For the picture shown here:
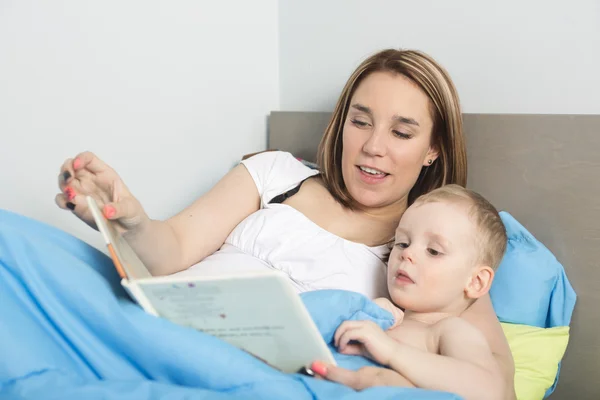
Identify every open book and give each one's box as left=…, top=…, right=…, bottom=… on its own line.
left=86, top=196, right=336, bottom=374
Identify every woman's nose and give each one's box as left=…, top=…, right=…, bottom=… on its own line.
left=361, top=127, right=387, bottom=157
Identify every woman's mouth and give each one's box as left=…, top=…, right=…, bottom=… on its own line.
left=357, top=165, right=389, bottom=183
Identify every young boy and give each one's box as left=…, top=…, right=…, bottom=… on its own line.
left=311, top=185, right=510, bottom=400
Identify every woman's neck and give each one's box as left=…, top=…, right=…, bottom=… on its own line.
left=314, top=176, right=408, bottom=246
left=345, top=199, right=408, bottom=246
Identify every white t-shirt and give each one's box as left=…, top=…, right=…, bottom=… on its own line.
left=173, top=151, right=390, bottom=299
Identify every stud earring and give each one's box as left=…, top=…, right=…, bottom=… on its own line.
left=428, top=159, right=433, bottom=165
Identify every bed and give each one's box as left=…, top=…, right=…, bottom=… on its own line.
left=269, top=111, right=600, bottom=399
left=0, top=112, right=597, bottom=400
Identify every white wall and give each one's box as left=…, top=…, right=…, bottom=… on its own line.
left=0, top=1, right=279, bottom=249
left=278, top=0, right=600, bottom=114
left=3, top=0, right=599, bottom=250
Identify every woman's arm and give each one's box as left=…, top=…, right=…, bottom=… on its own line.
left=58, top=152, right=262, bottom=277
left=124, top=163, right=260, bottom=276
left=460, top=294, right=516, bottom=400
left=315, top=364, right=415, bottom=390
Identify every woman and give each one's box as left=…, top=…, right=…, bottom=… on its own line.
left=56, top=49, right=515, bottom=395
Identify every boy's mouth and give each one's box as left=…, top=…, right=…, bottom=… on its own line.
left=395, top=269, right=415, bottom=284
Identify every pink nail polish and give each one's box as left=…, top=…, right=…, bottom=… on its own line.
left=73, top=158, right=82, bottom=169
left=65, top=187, right=76, bottom=201
left=103, top=205, right=116, bottom=219
left=311, top=361, right=327, bottom=376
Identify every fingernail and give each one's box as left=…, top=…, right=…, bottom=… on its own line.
left=65, top=186, right=76, bottom=201
left=62, top=171, right=71, bottom=182
left=103, top=205, right=116, bottom=219
left=66, top=202, right=75, bottom=211
left=73, top=158, right=82, bottom=169
left=310, top=361, right=327, bottom=376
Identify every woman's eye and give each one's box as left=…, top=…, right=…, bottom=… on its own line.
left=427, top=248, right=441, bottom=256
left=351, top=119, right=369, bottom=127
left=393, top=130, right=412, bottom=139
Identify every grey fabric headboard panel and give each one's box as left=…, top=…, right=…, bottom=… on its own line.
left=268, top=111, right=600, bottom=399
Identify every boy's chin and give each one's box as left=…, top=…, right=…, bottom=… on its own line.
left=389, top=291, right=469, bottom=314
left=388, top=291, right=416, bottom=311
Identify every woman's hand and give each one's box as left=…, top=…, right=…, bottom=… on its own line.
left=55, top=151, right=149, bottom=234
left=309, top=362, right=415, bottom=390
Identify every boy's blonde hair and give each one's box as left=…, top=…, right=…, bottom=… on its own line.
left=413, top=184, right=507, bottom=270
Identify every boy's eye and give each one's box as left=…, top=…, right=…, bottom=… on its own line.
left=427, top=248, right=441, bottom=256
left=396, top=242, right=409, bottom=249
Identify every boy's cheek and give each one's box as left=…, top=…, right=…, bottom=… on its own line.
left=386, top=257, right=399, bottom=277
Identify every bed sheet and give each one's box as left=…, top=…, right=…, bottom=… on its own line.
left=0, top=209, right=460, bottom=400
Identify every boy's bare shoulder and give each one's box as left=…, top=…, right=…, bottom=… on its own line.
left=431, top=316, right=489, bottom=346
left=433, top=315, right=474, bottom=329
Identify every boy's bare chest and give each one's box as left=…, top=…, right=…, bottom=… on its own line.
left=387, top=321, right=439, bottom=354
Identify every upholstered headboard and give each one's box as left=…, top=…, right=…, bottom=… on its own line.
left=268, top=111, right=600, bottom=399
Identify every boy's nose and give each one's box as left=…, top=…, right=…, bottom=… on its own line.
left=400, top=248, right=414, bottom=263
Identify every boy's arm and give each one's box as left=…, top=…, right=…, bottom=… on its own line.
left=461, top=295, right=516, bottom=400
left=373, top=297, right=405, bottom=327
left=387, top=317, right=505, bottom=400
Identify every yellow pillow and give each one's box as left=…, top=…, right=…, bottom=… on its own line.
left=501, top=323, right=570, bottom=400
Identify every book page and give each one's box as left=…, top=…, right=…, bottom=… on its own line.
left=135, top=273, right=335, bottom=373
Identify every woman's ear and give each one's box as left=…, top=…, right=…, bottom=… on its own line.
left=423, top=146, right=440, bottom=167
left=464, top=266, right=495, bottom=300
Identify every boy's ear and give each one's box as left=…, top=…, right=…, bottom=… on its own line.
left=464, top=266, right=495, bottom=299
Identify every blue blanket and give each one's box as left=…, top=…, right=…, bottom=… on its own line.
left=0, top=209, right=459, bottom=400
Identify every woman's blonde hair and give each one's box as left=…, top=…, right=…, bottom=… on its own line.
left=317, top=49, right=467, bottom=208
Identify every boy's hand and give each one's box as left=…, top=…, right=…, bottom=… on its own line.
left=373, top=297, right=405, bottom=327
left=334, top=320, right=397, bottom=366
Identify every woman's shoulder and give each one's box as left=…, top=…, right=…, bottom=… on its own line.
left=241, top=150, right=317, bottom=172
left=240, top=150, right=320, bottom=202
